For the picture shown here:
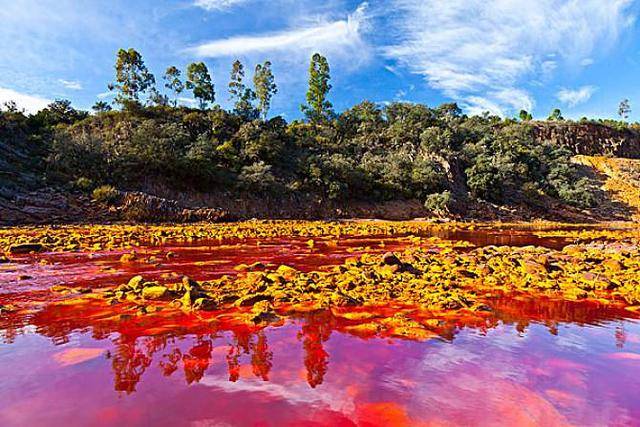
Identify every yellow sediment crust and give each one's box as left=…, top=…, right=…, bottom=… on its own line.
left=2, top=219, right=637, bottom=254
left=574, top=155, right=640, bottom=217
left=48, top=237, right=640, bottom=326
left=0, top=220, right=464, bottom=253
left=534, top=228, right=640, bottom=241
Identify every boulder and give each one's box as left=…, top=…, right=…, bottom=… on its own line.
left=382, top=252, right=402, bottom=266
left=142, top=286, right=168, bottom=300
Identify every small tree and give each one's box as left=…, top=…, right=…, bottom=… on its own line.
left=301, top=53, right=334, bottom=123
left=92, top=101, right=112, bottom=113
left=186, top=62, right=215, bottom=110
left=519, top=110, right=533, bottom=121
left=164, top=66, right=185, bottom=107
left=34, top=99, right=88, bottom=126
left=149, top=88, right=169, bottom=106
left=229, top=60, right=257, bottom=119
left=1, top=100, right=19, bottom=113
left=548, top=108, right=564, bottom=121
left=618, top=99, right=631, bottom=120
left=436, top=103, right=462, bottom=119
left=108, top=48, right=156, bottom=107
left=253, top=61, right=277, bottom=120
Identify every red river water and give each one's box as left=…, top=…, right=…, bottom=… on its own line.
left=1, top=230, right=639, bottom=426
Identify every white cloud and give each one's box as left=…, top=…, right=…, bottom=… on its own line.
left=0, top=87, right=50, bottom=113
left=188, top=2, right=370, bottom=61
left=464, top=88, right=535, bottom=116
left=580, top=58, right=595, bottom=67
left=540, top=60, right=558, bottom=81
left=59, top=79, right=83, bottom=90
left=96, top=91, right=114, bottom=99
left=384, top=0, right=634, bottom=116
left=177, top=97, right=198, bottom=106
left=557, top=86, right=597, bottom=107
left=384, top=65, right=401, bottom=76
left=193, top=0, right=249, bottom=11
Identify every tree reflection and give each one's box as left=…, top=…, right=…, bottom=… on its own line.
left=111, top=335, right=155, bottom=393
left=251, top=331, right=273, bottom=381
left=299, top=311, right=335, bottom=388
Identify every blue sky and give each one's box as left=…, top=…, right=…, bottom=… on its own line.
left=1, top=0, right=640, bottom=120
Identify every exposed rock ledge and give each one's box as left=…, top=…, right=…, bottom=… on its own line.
left=532, top=122, right=640, bottom=159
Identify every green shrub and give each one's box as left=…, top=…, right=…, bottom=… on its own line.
left=424, top=191, right=453, bottom=216
left=522, top=181, right=542, bottom=202
left=239, top=161, right=276, bottom=192
left=73, top=177, right=94, bottom=192
left=555, top=177, right=597, bottom=208
left=92, top=185, right=119, bottom=204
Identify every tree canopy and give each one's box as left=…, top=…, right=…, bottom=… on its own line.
left=186, top=62, right=215, bottom=110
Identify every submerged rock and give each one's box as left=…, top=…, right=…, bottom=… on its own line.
left=8, top=243, right=44, bottom=254
left=0, top=304, right=17, bottom=314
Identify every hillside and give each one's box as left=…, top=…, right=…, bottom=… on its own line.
left=574, top=156, right=640, bottom=220
left=2, top=102, right=640, bottom=225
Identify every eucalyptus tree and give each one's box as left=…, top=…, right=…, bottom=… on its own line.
left=301, top=53, right=334, bottom=123
left=618, top=99, right=631, bottom=120
left=164, top=66, right=185, bottom=107
left=108, top=48, right=156, bottom=108
left=92, top=101, right=112, bottom=113
left=253, top=61, right=277, bottom=120
left=229, top=60, right=258, bottom=119
left=186, top=62, right=215, bottom=110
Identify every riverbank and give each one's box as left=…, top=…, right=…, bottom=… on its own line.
left=3, top=155, right=639, bottom=226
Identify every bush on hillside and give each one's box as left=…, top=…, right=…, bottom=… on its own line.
left=424, top=191, right=454, bottom=216
left=92, top=185, right=119, bottom=204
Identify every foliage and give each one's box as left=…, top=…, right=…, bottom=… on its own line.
left=108, top=48, right=156, bottom=107
left=164, top=66, right=185, bottom=107
left=92, top=185, right=119, bottom=204
left=92, top=101, right=112, bottom=113
left=33, top=100, right=88, bottom=127
left=186, top=62, right=215, bottom=109
left=301, top=53, right=334, bottom=123
left=73, top=177, right=94, bottom=192
left=424, top=191, right=453, bottom=215
left=239, top=161, right=277, bottom=192
left=548, top=108, right=564, bottom=121
left=229, top=60, right=258, bottom=120
left=0, top=47, right=611, bottom=213
left=519, top=110, right=532, bottom=121
left=618, top=99, right=631, bottom=120
left=253, top=61, right=277, bottom=120
left=39, top=100, right=600, bottom=209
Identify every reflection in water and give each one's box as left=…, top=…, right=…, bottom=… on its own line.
left=112, top=335, right=154, bottom=394
left=300, top=311, right=333, bottom=388
left=1, top=297, right=640, bottom=426
left=226, top=330, right=273, bottom=383
left=1, top=296, right=638, bottom=395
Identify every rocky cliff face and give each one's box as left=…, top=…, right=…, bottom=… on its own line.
left=532, top=122, right=640, bottom=158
